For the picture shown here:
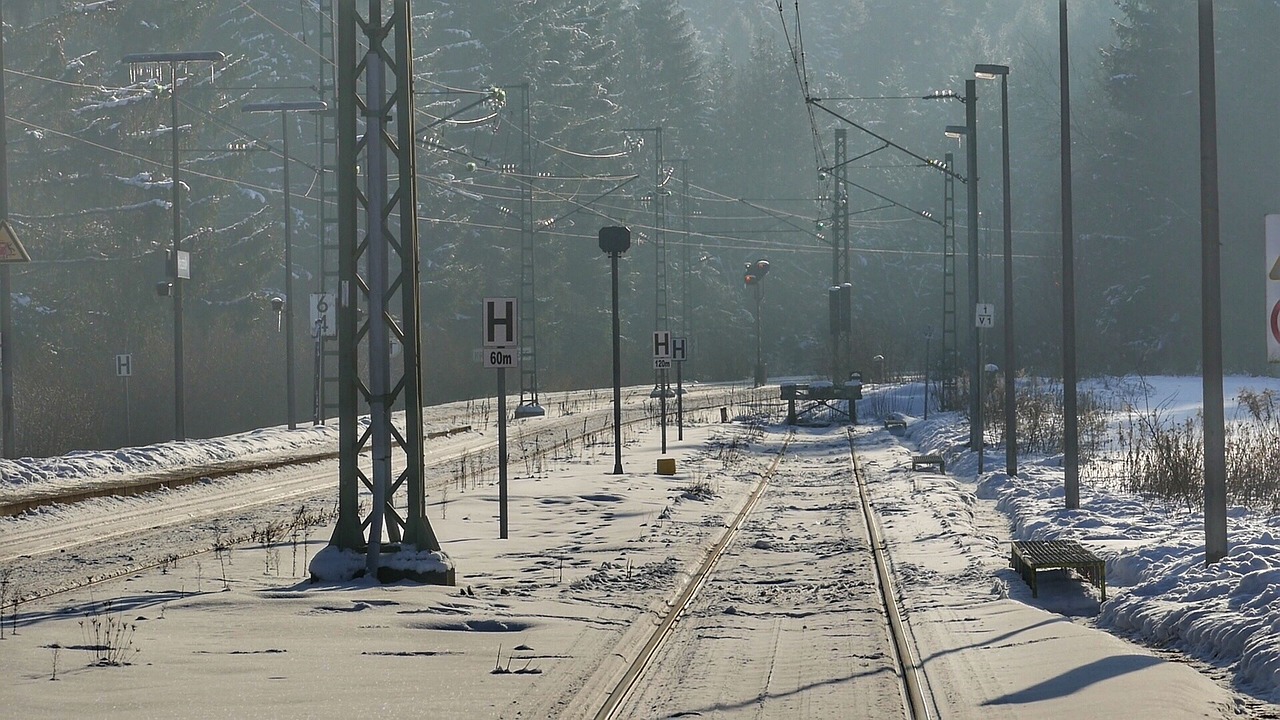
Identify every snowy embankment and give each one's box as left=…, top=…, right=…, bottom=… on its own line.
left=0, top=424, right=338, bottom=504
left=896, top=375, right=1280, bottom=701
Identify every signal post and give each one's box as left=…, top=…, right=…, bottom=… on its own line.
left=483, top=297, right=519, bottom=539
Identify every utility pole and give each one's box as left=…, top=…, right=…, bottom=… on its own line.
left=623, top=127, right=668, bottom=397
left=965, top=80, right=982, bottom=463
left=122, top=51, right=225, bottom=442
left=315, top=0, right=339, bottom=426
left=0, top=0, right=14, bottom=457
left=831, top=128, right=850, bottom=382
left=1060, top=0, right=1080, bottom=509
left=1198, top=0, right=1226, bottom=564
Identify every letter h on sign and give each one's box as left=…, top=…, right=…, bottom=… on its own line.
left=483, top=297, right=518, bottom=347
left=653, top=330, right=672, bottom=359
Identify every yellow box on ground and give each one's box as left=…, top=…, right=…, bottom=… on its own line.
left=656, top=457, right=677, bottom=475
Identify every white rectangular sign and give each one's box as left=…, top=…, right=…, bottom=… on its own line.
left=484, top=347, right=520, bottom=369
left=1268, top=215, right=1280, bottom=362
left=310, top=293, right=336, bottom=337
left=654, top=358, right=673, bottom=370
left=975, top=303, right=995, bottom=329
left=116, top=353, right=133, bottom=378
left=483, top=297, right=518, bottom=348
left=653, top=330, right=672, bottom=359
left=672, top=337, right=688, bottom=362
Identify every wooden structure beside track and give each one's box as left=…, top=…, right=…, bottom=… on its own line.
left=781, top=381, right=862, bottom=425
left=910, top=454, right=945, bottom=472
left=1010, top=539, right=1106, bottom=601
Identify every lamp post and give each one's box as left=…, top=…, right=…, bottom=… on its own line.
left=1198, top=0, right=1227, bottom=563
left=745, top=259, right=770, bottom=386
left=945, top=78, right=982, bottom=470
left=123, top=51, right=224, bottom=442
left=923, top=327, right=934, bottom=420
left=241, top=100, right=327, bottom=431
left=599, top=226, right=631, bottom=475
left=0, top=0, right=15, bottom=457
left=1059, top=0, right=1080, bottom=510
left=976, top=63, right=1016, bottom=477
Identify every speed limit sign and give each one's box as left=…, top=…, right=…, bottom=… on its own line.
left=310, top=293, right=336, bottom=337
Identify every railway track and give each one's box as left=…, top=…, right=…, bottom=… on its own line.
left=848, top=428, right=934, bottom=720
left=592, top=429, right=795, bottom=720
left=582, top=424, right=933, bottom=719
left=0, top=384, right=762, bottom=604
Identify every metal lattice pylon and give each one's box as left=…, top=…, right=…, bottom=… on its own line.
left=941, top=152, right=959, bottom=408
left=515, top=83, right=544, bottom=416
left=315, top=0, right=340, bottom=425
left=831, top=128, right=850, bottom=381
left=322, top=0, right=448, bottom=583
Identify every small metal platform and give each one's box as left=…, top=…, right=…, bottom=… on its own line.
left=1010, top=539, right=1106, bottom=601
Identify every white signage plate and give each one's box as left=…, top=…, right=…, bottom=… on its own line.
left=653, top=330, right=672, bottom=359
left=310, top=293, right=336, bottom=337
left=483, top=297, right=518, bottom=348
left=975, top=303, right=995, bottom=329
left=484, top=346, right=520, bottom=368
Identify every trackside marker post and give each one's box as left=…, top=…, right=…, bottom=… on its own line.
left=483, top=297, right=519, bottom=538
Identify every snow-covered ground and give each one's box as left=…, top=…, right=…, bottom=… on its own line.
left=878, top=374, right=1280, bottom=713
left=1, top=377, right=1279, bottom=717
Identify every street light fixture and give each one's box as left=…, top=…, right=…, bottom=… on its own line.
left=122, top=51, right=225, bottom=442
left=744, top=259, right=770, bottom=386
left=975, top=62, right=1016, bottom=478
left=942, top=78, right=983, bottom=471
left=241, top=99, right=328, bottom=431
left=599, top=226, right=631, bottom=475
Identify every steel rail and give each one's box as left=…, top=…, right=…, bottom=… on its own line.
left=847, top=428, right=935, bottom=720
left=594, top=428, right=795, bottom=720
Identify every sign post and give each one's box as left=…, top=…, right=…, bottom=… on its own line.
left=653, top=331, right=672, bottom=453
left=673, top=337, right=687, bottom=441
left=116, top=353, right=133, bottom=446
left=974, top=302, right=995, bottom=474
left=1267, top=216, right=1280, bottom=363
left=309, top=293, right=335, bottom=425
left=0, top=220, right=31, bottom=459
left=483, top=297, right=519, bottom=538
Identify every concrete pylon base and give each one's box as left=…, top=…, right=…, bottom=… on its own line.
left=309, top=543, right=456, bottom=586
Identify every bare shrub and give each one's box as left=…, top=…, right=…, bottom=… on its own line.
left=79, top=602, right=139, bottom=667
left=1088, top=385, right=1280, bottom=512
left=1114, top=406, right=1203, bottom=511
left=1228, top=389, right=1280, bottom=511
left=981, top=375, right=1110, bottom=461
